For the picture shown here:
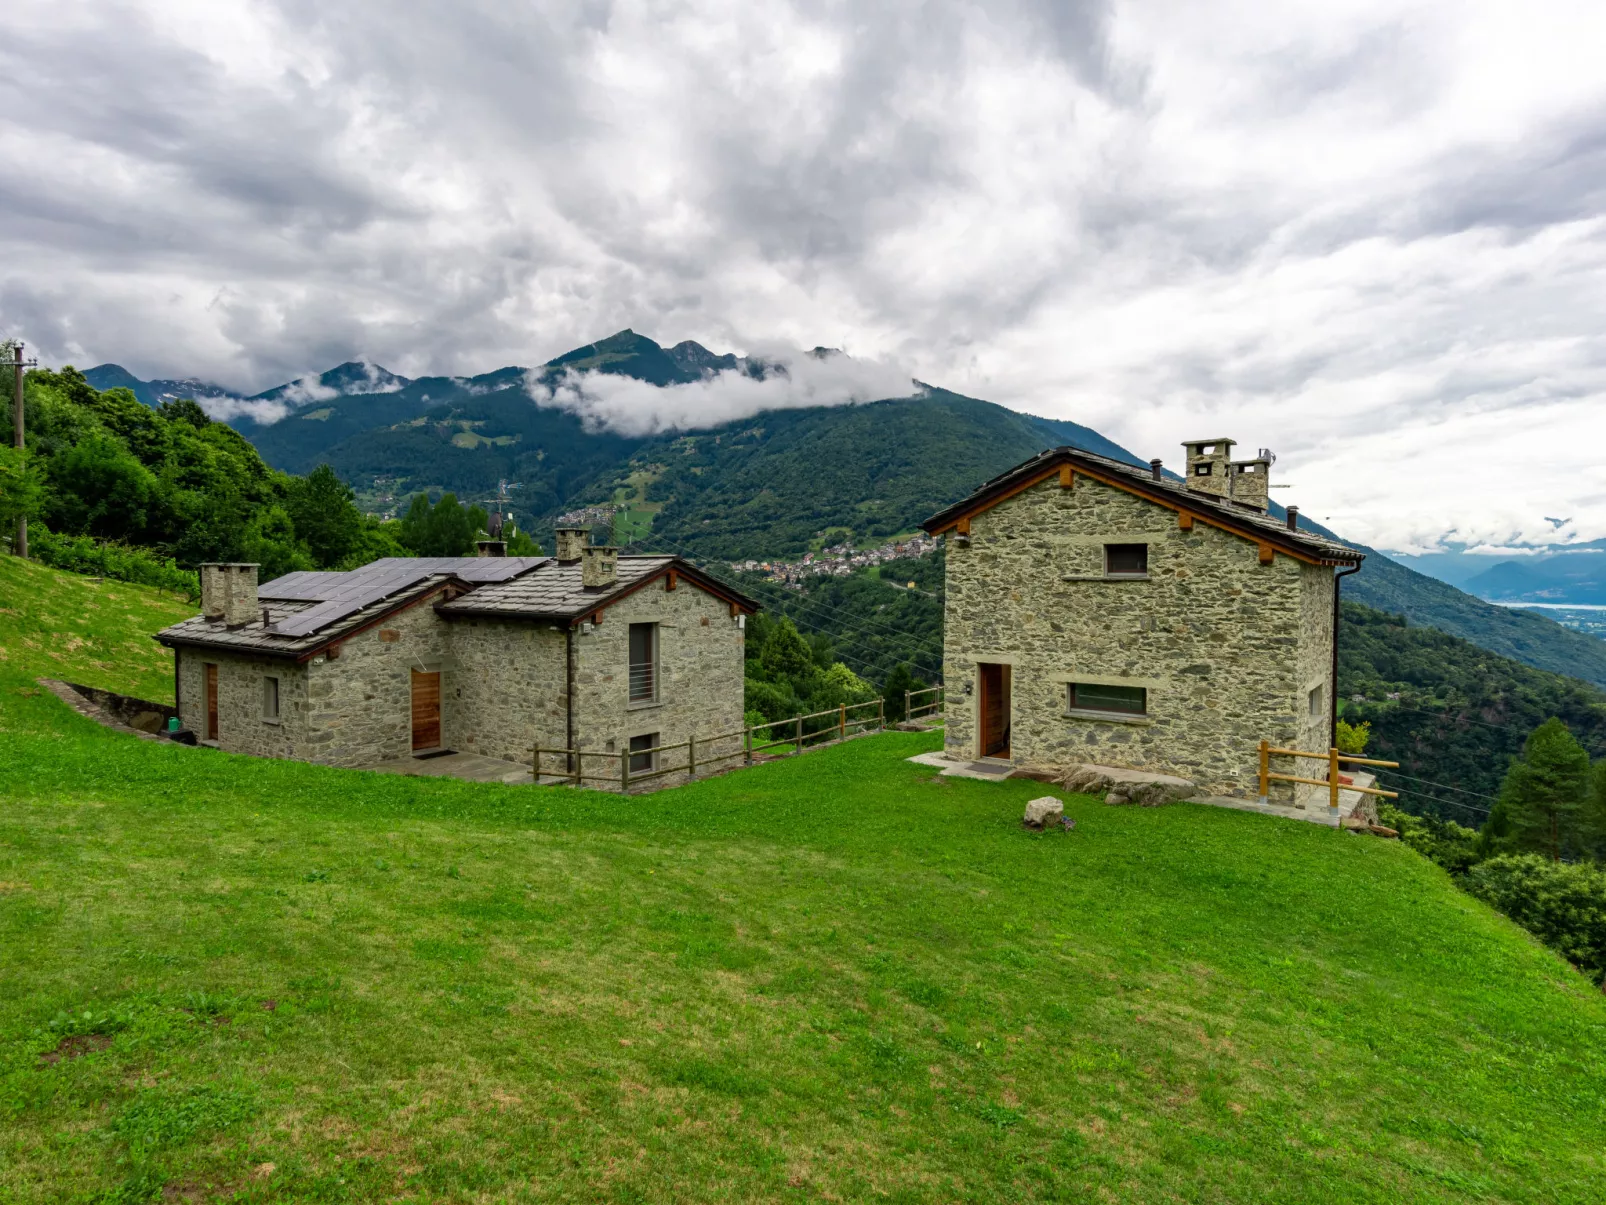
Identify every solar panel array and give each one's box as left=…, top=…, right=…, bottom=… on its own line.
left=265, top=557, right=548, bottom=638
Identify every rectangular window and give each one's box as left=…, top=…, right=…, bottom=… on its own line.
left=1194, top=463, right=1213, bottom=476
left=1104, top=543, right=1148, bottom=577
left=262, top=675, right=280, bottom=722
left=1308, top=685, right=1324, bottom=717
left=1068, top=683, right=1147, bottom=716
left=628, top=622, right=658, bottom=703
left=628, top=732, right=658, bottom=774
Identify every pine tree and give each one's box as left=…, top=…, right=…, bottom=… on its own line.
left=1481, top=718, right=1591, bottom=862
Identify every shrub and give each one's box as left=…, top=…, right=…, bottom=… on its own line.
left=1335, top=718, right=1371, bottom=755
left=1377, top=802, right=1481, bottom=875
left=1464, top=854, right=1606, bottom=985
left=28, top=526, right=199, bottom=599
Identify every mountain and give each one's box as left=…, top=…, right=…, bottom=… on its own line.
left=81, top=364, right=247, bottom=414
left=1462, top=547, right=1606, bottom=606
left=85, top=329, right=1606, bottom=689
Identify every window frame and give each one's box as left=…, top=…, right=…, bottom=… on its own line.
left=628, top=732, right=659, bottom=774
left=1066, top=682, right=1148, bottom=717
left=262, top=674, right=281, bottom=724
left=628, top=622, right=659, bottom=705
left=1308, top=684, right=1324, bottom=718
left=1103, top=543, right=1149, bottom=578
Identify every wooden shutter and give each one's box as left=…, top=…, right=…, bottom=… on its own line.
left=411, top=670, right=441, bottom=751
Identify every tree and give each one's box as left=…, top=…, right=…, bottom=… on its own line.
left=0, top=446, right=43, bottom=543
left=240, top=505, right=313, bottom=582
left=397, top=492, right=483, bottom=557
left=286, top=464, right=363, bottom=567
left=758, top=615, right=815, bottom=682
left=506, top=528, right=542, bottom=556
left=1481, top=718, right=1592, bottom=862
left=45, top=433, right=158, bottom=542
left=882, top=663, right=928, bottom=723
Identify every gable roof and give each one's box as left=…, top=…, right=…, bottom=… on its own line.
left=438, top=555, right=759, bottom=622
left=262, top=557, right=548, bottom=637
left=922, top=445, right=1363, bottom=567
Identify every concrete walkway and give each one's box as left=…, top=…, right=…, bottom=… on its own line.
left=363, top=751, right=533, bottom=785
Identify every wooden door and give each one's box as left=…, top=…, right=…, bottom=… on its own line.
left=204, top=663, right=219, bottom=741
left=979, top=663, right=1011, bottom=759
left=411, top=670, right=441, bottom=751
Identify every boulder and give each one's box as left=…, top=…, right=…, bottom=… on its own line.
left=1061, top=763, right=1196, bottom=807
left=1023, top=797, right=1065, bottom=828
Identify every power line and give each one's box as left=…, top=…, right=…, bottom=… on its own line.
left=1374, top=770, right=1501, bottom=802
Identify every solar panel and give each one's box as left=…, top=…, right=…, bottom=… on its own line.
left=265, top=558, right=549, bottom=638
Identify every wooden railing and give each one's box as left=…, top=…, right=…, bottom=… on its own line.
left=904, top=685, right=945, bottom=722
left=1257, top=739, right=1400, bottom=810
left=530, top=697, right=897, bottom=792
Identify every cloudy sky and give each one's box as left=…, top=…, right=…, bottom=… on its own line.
left=3, top=0, right=1604, bottom=554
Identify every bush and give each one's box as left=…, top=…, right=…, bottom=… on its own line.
left=1377, top=802, right=1481, bottom=876
left=1463, top=854, right=1606, bottom=985
left=28, top=526, right=199, bottom=599
left=1335, top=718, right=1371, bottom=755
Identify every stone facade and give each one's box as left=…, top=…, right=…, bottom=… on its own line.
left=173, top=574, right=745, bottom=787
left=940, top=471, right=1340, bottom=800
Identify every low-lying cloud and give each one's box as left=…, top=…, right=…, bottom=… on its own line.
left=196, top=394, right=293, bottom=426
left=524, top=350, right=918, bottom=437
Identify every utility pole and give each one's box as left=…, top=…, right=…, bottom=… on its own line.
left=11, top=341, right=37, bottom=558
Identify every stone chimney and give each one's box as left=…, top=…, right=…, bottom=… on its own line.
left=475, top=540, right=506, bottom=557
left=581, top=544, right=618, bottom=589
left=1182, top=438, right=1235, bottom=502
left=555, top=527, right=590, bottom=564
left=1227, top=449, right=1272, bottom=512
left=201, top=563, right=260, bottom=627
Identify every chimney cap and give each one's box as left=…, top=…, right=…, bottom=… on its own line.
left=1286, top=505, right=1299, bottom=531
left=1149, top=458, right=1163, bottom=481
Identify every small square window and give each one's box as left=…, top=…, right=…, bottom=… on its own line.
left=1308, top=685, right=1324, bottom=717
left=1194, top=463, right=1212, bottom=476
left=1068, top=683, right=1147, bottom=715
left=628, top=732, right=658, bottom=774
left=1104, top=543, right=1148, bottom=576
left=262, top=675, right=280, bottom=722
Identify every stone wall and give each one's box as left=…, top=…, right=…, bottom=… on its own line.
left=301, top=593, right=454, bottom=767
left=448, top=618, right=570, bottom=769
left=569, top=577, right=747, bottom=791
left=941, top=473, right=1334, bottom=798
left=1294, top=561, right=1338, bottom=807
left=176, top=647, right=308, bottom=759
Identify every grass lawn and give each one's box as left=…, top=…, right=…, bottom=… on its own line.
left=1, top=558, right=1604, bottom=1202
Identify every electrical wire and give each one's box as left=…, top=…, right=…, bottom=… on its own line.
left=1372, top=770, right=1501, bottom=802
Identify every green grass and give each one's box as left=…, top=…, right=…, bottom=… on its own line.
left=1, top=559, right=1604, bottom=1202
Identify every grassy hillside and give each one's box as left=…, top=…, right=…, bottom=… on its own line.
left=2, top=562, right=1605, bottom=1201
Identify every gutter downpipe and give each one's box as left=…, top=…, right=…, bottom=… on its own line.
left=566, top=624, right=577, bottom=777
left=1332, top=562, right=1362, bottom=750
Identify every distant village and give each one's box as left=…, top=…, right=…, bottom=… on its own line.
left=730, top=533, right=939, bottom=588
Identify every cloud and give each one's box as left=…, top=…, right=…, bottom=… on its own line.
left=1, top=0, right=1605, bottom=549
left=525, top=349, right=917, bottom=436
left=196, top=395, right=293, bottom=426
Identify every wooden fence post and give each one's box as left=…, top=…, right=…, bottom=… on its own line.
left=839, top=704, right=846, bottom=743
left=795, top=714, right=803, bottom=754
left=622, top=749, right=631, bottom=794
left=532, top=740, right=539, bottom=782
left=904, top=689, right=910, bottom=723
left=688, top=735, right=697, bottom=779
left=1258, top=739, right=1270, bottom=799
left=573, top=749, right=581, bottom=787
left=878, top=696, right=885, bottom=730
left=745, top=724, right=753, bottom=764
left=1329, top=746, right=1340, bottom=811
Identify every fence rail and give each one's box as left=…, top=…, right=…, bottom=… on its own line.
left=904, top=684, right=945, bottom=722
left=1257, top=739, right=1400, bottom=811
left=531, top=693, right=930, bottom=792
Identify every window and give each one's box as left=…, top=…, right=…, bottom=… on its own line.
left=262, top=675, right=280, bottom=722
left=628, top=732, right=658, bottom=774
left=1104, top=543, right=1148, bottom=577
left=629, top=622, right=658, bottom=703
left=1068, top=683, right=1147, bottom=716
left=1194, top=463, right=1213, bottom=476
left=1308, top=684, right=1324, bottom=717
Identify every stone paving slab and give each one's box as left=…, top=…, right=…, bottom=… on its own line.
left=906, top=751, right=1015, bottom=781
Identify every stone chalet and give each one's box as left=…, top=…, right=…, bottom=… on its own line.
left=922, top=439, right=1365, bottom=801
left=154, top=529, right=757, bottom=786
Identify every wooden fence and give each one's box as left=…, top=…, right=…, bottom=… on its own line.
left=1257, top=739, right=1400, bottom=810
left=904, top=684, right=945, bottom=723
left=531, top=697, right=899, bottom=792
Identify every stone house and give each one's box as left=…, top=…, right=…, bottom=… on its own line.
left=154, top=529, right=757, bottom=787
left=922, top=440, right=1364, bottom=800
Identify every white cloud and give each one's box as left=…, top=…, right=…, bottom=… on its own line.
left=196, top=394, right=293, bottom=425
left=525, top=350, right=917, bottom=437
left=2, top=0, right=1605, bottom=550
